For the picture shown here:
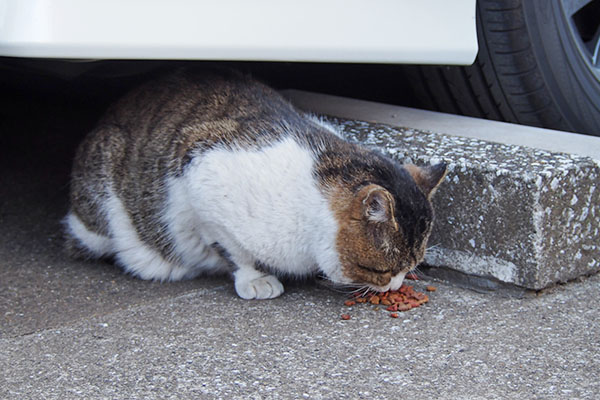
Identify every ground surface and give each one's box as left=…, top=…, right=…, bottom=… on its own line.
left=1, top=77, right=599, bottom=399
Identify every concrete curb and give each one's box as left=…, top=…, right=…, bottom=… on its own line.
left=283, top=91, right=600, bottom=290
left=283, top=90, right=600, bottom=160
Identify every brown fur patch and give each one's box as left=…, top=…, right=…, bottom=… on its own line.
left=404, top=164, right=426, bottom=191
left=316, top=141, right=440, bottom=289
left=328, top=184, right=407, bottom=288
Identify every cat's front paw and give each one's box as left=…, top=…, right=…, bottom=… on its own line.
left=235, top=274, right=284, bottom=300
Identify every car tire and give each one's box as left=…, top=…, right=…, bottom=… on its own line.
left=404, top=0, right=600, bottom=136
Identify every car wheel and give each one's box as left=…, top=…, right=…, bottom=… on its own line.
left=404, top=0, right=600, bottom=136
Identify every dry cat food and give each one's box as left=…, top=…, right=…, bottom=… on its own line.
left=341, top=284, right=435, bottom=320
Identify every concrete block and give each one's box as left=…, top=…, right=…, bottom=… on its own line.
left=330, top=118, right=600, bottom=290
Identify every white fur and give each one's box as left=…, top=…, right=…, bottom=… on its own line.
left=306, top=114, right=343, bottom=138
left=103, top=188, right=198, bottom=281
left=180, top=137, right=346, bottom=297
left=64, top=212, right=112, bottom=257
left=372, top=270, right=407, bottom=293
left=233, top=265, right=285, bottom=300
left=65, top=186, right=220, bottom=281
left=67, top=137, right=354, bottom=297
left=162, top=178, right=230, bottom=276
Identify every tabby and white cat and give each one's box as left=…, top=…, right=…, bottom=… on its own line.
left=64, top=68, right=446, bottom=299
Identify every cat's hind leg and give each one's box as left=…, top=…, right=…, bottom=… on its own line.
left=102, top=188, right=225, bottom=282
left=63, top=211, right=114, bottom=259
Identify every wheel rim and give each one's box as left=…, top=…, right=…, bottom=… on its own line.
left=560, top=0, right=600, bottom=82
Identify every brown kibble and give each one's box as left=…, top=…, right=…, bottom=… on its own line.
left=405, top=272, right=419, bottom=280
left=341, top=314, right=351, bottom=320
left=426, top=286, right=437, bottom=292
left=341, top=284, right=431, bottom=316
left=399, top=285, right=412, bottom=294
left=390, top=313, right=399, bottom=318
left=389, top=294, right=403, bottom=303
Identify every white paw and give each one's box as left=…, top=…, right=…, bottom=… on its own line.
left=235, top=274, right=284, bottom=300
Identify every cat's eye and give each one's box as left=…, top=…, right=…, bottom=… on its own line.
left=357, top=264, right=390, bottom=274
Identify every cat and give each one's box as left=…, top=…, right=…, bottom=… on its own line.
left=64, top=68, right=446, bottom=300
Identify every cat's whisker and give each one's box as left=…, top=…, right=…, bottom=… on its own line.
left=316, top=276, right=370, bottom=295
left=356, top=285, right=371, bottom=298
left=349, top=285, right=367, bottom=293
left=426, top=244, right=441, bottom=252
left=319, top=284, right=360, bottom=295
left=411, top=265, right=423, bottom=279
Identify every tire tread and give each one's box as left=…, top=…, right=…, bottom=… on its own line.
left=407, top=0, right=580, bottom=132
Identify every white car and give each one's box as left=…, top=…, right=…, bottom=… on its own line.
left=1, top=0, right=598, bottom=135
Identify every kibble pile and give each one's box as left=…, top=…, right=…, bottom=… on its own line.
left=341, top=282, right=436, bottom=320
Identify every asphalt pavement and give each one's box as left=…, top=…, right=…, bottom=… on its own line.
left=1, top=81, right=599, bottom=399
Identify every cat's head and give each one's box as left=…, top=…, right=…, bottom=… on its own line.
left=330, top=162, right=447, bottom=291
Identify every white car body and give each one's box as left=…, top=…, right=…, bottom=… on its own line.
left=0, top=0, right=477, bottom=64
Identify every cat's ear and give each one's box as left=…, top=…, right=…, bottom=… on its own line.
left=356, top=185, right=399, bottom=229
left=405, top=163, right=448, bottom=199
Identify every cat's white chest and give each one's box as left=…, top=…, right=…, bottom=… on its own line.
left=167, top=137, right=340, bottom=277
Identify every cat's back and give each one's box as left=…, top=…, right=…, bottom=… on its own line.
left=75, top=68, right=313, bottom=187
left=101, top=68, right=297, bottom=148
left=73, top=68, right=304, bottom=195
